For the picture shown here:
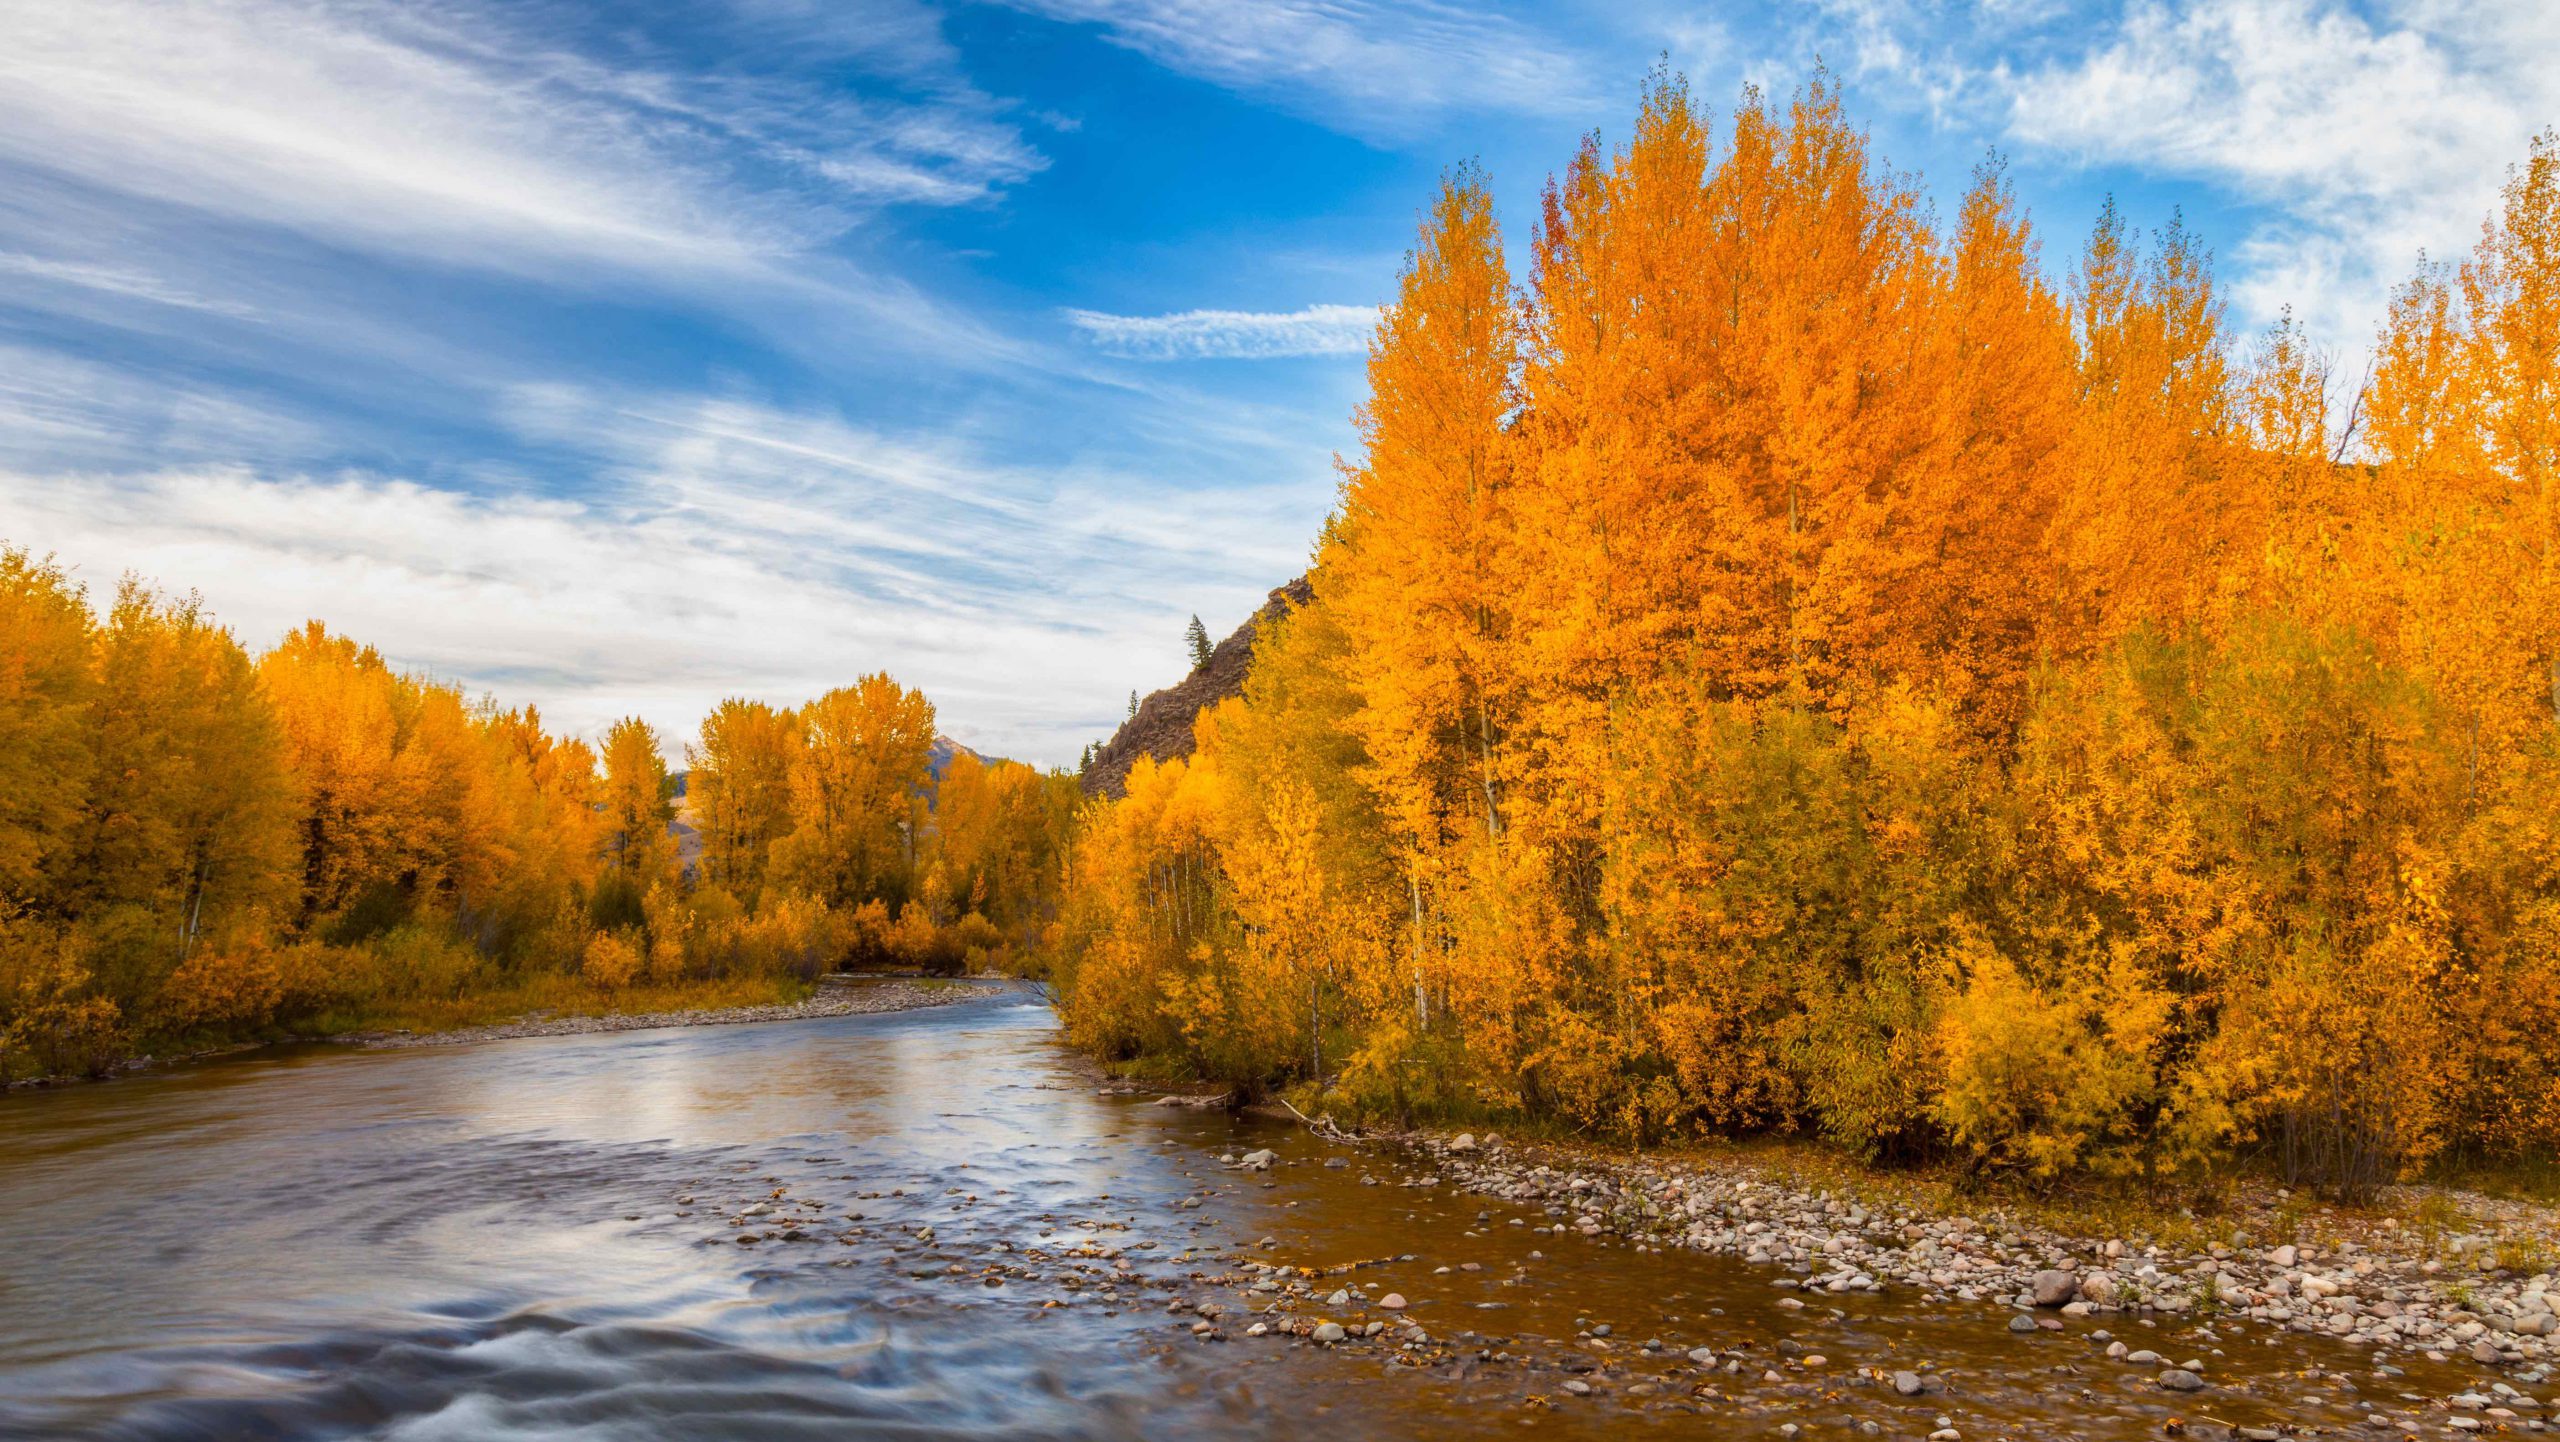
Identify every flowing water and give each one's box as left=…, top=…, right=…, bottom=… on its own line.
left=0, top=985, right=2506, bottom=1439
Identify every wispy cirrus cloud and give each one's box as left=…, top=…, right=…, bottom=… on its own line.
left=0, top=0, right=1045, bottom=283
left=1065, top=303, right=1376, bottom=360
left=0, top=374, right=1313, bottom=760
left=0, top=416, right=1310, bottom=765
left=0, top=0, right=1065, bottom=489
left=0, top=252, right=260, bottom=318
left=998, top=0, right=1601, bottom=135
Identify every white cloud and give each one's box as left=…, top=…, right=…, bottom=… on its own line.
left=0, top=342, right=327, bottom=471
left=1996, top=0, right=2558, bottom=344
left=0, top=252, right=260, bottom=318
left=1065, top=304, right=1376, bottom=359
left=0, top=0, right=1044, bottom=283
left=999, top=0, right=1599, bottom=133
left=0, top=383, right=1315, bottom=765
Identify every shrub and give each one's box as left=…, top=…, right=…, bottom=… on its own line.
left=0, top=928, right=128, bottom=1080
left=580, top=929, right=644, bottom=990
left=1933, top=944, right=2164, bottom=1180
left=152, top=940, right=286, bottom=1037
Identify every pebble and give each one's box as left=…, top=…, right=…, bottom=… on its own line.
left=1395, top=1114, right=2560, bottom=1407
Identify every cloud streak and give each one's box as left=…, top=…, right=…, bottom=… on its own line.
left=1065, top=303, right=1376, bottom=360
left=0, top=0, right=1045, bottom=284
left=0, top=379, right=1317, bottom=765
left=999, top=0, right=1600, bottom=134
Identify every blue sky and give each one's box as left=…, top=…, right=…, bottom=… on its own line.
left=0, top=0, right=2551, bottom=766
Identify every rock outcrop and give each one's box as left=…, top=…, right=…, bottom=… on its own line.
left=1082, top=576, right=1312, bottom=798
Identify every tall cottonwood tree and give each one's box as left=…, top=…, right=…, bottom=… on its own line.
left=688, top=698, right=797, bottom=902
left=1322, top=162, right=1520, bottom=1028
left=775, top=674, right=935, bottom=910
left=599, top=718, right=675, bottom=886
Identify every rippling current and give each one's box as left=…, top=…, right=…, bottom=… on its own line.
left=0, top=983, right=2507, bottom=1440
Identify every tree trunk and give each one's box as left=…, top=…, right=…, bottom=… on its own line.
left=1410, top=875, right=1429, bottom=1027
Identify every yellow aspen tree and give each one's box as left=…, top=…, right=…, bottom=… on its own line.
left=0, top=549, right=94, bottom=913
left=76, top=582, right=295, bottom=1009
left=2460, top=128, right=2560, bottom=724
left=599, top=717, right=676, bottom=886
left=2056, top=203, right=2240, bottom=641
left=1321, top=162, right=1519, bottom=1028
left=774, top=675, right=935, bottom=909
left=258, top=623, right=415, bottom=928
left=687, top=698, right=798, bottom=902
left=1888, top=157, right=2075, bottom=735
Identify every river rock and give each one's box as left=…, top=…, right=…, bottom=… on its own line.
left=1239, top=1149, right=1277, bottom=1171
left=2031, top=1269, right=2078, bottom=1307
left=2079, top=1272, right=2120, bottom=1305
left=1450, top=1133, right=1478, bottom=1152
left=2007, top=1314, right=2037, bottom=1333
left=1378, top=1293, right=1407, bottom=1310
left=2159, top=1369, right=2206, bottom=1392
left=1312, top=1322, right=1346, bottom=1344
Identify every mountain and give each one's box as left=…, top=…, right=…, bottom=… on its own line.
left=1082, top=576, right=1312, bottom=799
left=927, top=734, right=983, bottom=780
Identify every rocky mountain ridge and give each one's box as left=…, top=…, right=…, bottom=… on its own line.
left=1082, top=576, right=1312, bottom=798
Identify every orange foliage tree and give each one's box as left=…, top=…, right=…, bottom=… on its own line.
left=1051, top=72, right=2560, bottom=1200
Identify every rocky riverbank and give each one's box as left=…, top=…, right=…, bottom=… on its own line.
left=354, top=975, right=1005, bottom=1049
left=1342, top=1126, right=2560, bottom=1429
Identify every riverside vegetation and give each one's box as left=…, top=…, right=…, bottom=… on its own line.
left=6, top=65, right=2557, bottom=1223
left=1048, top=73, right=2560, bottom=1211
left=0, top=572, right=1077, bottom=1082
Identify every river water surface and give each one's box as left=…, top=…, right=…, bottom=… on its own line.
left=0, top=985, right=2501, bottom=1439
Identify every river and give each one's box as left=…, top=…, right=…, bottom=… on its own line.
left=0, top=984, right=2501, bottom=1439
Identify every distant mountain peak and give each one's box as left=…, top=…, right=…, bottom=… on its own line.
left=928, top=733, right=983, bottom=780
